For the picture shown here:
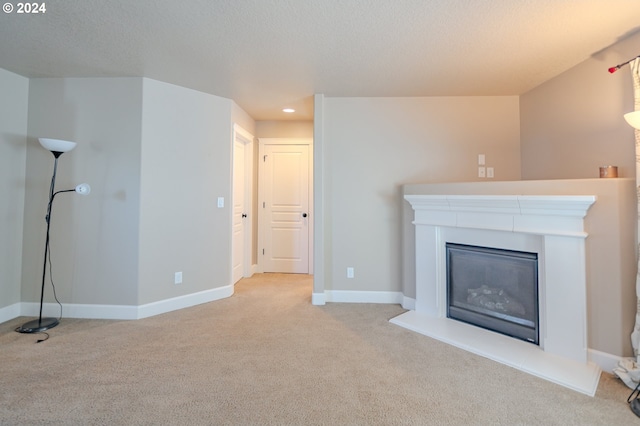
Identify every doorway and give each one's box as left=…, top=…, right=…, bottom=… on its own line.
left=258, top=138, right=313, bottom=274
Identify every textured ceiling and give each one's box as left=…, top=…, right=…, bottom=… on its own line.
left=1, top=0, right=640, bottom=120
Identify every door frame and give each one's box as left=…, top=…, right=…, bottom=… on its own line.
left=258, top=138, right=314, bottom=274
left=232, top=124, right=255, bottom=282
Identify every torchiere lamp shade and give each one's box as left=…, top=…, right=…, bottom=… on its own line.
left=38, top=138, right=77, bottom=153
left=624, top=111, right=640, bottom=130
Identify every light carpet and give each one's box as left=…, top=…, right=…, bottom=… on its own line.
left=1, top=273, right=637, bottom=425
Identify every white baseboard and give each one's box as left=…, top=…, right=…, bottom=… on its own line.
left=312, top=292, right=326, bottom=305
left=588, top=348, right=623, bottom=374
left=313, top=290, right=405, bottom=305
left=21, top=302, right=139, bottom=320
left=7, top=284, right=235, bottom=322
left=324, top=290, right=403, bottom=304
left=137, top=284, right=234, bottom=319
left=402, top=296, right=416, bottom=311
left=0, top=303, right=21, bottom=324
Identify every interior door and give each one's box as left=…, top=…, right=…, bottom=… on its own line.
left=232, top=125, right=253, bottom=284
left=261, top=143, right=310, bottom=273
left=232, top=139, right=245, bottom=283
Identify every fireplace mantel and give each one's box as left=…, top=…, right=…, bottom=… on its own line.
left=392, top=193, right=601, bottom=395
left=404, top=194, right=596, bottom=236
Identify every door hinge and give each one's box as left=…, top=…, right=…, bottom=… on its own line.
left=262, top=248, right=265, bottom=255
left=263, top=201, right=265, bottom=208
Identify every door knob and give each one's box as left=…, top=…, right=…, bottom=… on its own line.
left=302, top=213, right=308, bottom=218
left=242, top=214, right=247, bottom=218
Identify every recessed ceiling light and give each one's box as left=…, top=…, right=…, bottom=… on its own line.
left=282, top=108, right=295, bottom=113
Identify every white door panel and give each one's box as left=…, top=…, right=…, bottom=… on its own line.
left=261, top=143, right=310, bottom=273
left=232, top=139, right=245, bottom=283
left=232, top=125, right=253, bottom=284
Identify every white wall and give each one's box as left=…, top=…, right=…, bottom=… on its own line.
left=520, top=31, right=640, bottom=180
left=0, top=69, right=28, bottom=315
left=138, top=79, right=235, bottom=304
left=321, top=96, right=521, bottom=294
left=25, top=78, right=143, bottom=306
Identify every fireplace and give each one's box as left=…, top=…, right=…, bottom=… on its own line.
left=446, top=243, right=538, bottom=344
left=391, top=194, right=601, bottom=396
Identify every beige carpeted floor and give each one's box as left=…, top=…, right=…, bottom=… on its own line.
left=1, top=273, right=638, bottom=425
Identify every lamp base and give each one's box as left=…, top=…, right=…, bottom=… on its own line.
left=15, top=317, right=59, bottom=333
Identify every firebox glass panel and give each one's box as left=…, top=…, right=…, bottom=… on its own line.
left=446, top=243, right=539, bottom=344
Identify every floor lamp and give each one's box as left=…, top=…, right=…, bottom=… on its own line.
left=16, top=138, right=90, bottom=334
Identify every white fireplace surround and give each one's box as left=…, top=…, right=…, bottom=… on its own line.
left=390, top=194, right=601, bottom=396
